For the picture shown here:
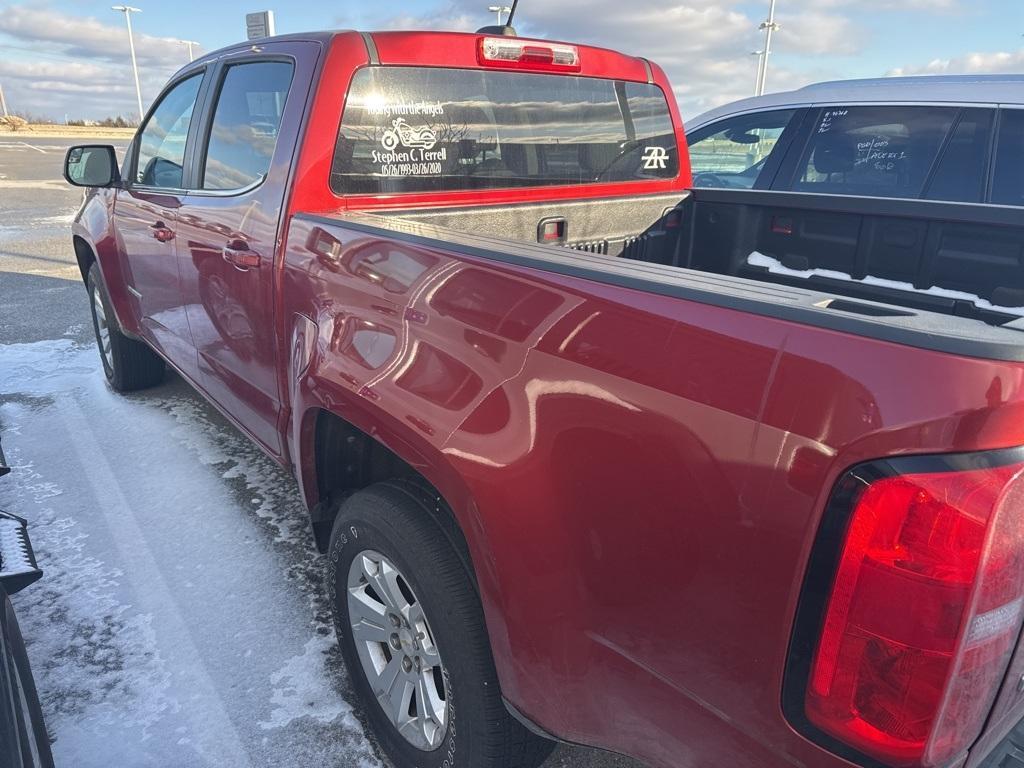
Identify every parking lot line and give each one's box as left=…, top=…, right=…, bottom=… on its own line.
left=18, top=141, right=47, bottom=154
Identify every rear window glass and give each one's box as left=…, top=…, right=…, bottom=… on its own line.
left=331, top=67, right=678, bottom=195
left=791, top=106, right=957, bottom=199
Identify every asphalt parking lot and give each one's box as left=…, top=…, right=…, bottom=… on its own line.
left=0, top=138, right=642, bottom=768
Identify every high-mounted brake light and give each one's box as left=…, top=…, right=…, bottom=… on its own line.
left=796, top=456, right=1024, bottom=768
left=478, top=37, right=581, bottom=72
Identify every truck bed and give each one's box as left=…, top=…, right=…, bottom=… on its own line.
left=284, top=199, right=1024, bottom=768
left=320, top=189, right=1024, bottom=362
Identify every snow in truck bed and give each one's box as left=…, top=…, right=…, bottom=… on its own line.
left=747, top=251, right=1024, bottom=318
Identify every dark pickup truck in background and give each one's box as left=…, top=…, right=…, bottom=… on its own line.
left=63, top=26, right=1024, bottom=768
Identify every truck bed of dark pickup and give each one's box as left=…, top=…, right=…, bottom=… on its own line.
left=337, top=188, right=1024, bottom=362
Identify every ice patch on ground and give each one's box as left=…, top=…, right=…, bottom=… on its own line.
left=158, top=392, right=376, bottom=759
left=747, top=251, right=1024, bottom=317
left=0, top=439, right=176, bottom=742
left=163, top=396, right=310, bottom=546
left=0, top=339, right=382, bottom=767
left=262, top=633, right=358, bottom=730
left=0, top=179, right=67, bottom=190
left=33, top=212, right=76, bottom=225
left=0, top=339, right=96, bottom=395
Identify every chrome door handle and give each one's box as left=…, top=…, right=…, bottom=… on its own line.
left=222, top=241, right=260, bottom=270
left=150, top=221, right=174, bottom=242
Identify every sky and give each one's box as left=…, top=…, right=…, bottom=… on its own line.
left=0, top=0, right=1022, bottom=123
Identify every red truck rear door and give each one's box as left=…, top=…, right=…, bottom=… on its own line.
left=175, top=41, right=319, bottom=457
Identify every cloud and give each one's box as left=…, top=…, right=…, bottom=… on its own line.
left=783, top=0, right=960, bottom=9
left=0, top=4, right=195, bottom=119
left=382, top=11, right=479, bottom=32
left=0, top=59, right=118, bottom=84
left=775, top=11, right=863, bottom=57
left=0, top=4, right=194, bottom=66
left=889, top=49, right=1024, bottom=76
left=357, top=0, right=855, bottom=117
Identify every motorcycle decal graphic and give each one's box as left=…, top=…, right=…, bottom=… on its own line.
left=371, top=117, right=449, bottom=177
left=380, top=118, right=438, bottom=151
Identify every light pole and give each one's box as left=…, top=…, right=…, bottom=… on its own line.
left=0, top=83, right=8, bottom=118
left=112, top=5, right=144, bottom=122
left=487, top=5, right=512, bottom=25
left=755, top=0, right=780, bottom=97
left=751, top=50, right=764, bottom=97
left=179, top=39, right=199, bottom=62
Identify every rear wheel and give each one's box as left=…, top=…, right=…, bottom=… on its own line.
left=327, top=480, right=554, bottom=768
left=87, top=263, right=165, bottom=392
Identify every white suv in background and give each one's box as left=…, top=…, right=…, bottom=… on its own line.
left=685, top=74, right=1024, bottom=206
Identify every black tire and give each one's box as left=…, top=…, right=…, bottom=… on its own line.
left=86, top=263, right=165, bottom=392
left=327, top=480, right=554, bottom=768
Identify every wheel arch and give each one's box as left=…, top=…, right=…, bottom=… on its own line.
left=302, top=407, right=487, bottom=598
left=72, top=235, right=97, bottom=284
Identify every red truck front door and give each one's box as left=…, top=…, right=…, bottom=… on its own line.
left=114, top=72, right=205, bottom=375
left=175, top=43, right=318, bottom=458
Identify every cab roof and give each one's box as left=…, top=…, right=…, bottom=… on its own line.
left=185, top=29, right=655, bottom=84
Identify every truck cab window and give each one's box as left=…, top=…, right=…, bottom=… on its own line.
left=686, top=109, right=795, bottom=189
left=201, top=61, right=294, bottom=191
left=135, top=74, right=202, bottom=188
left=992, top=110, right=1024, bottom=206
left=792, top=106, right=957, bottom=199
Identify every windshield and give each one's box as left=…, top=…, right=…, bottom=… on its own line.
left=331, top=66, right=679, bottom=195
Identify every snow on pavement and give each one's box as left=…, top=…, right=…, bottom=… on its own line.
left=0, top=339, right=382, bottom=768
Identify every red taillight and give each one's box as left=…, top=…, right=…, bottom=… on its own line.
left=477, top=36, right=581, bottom=72
left=804, top=459, right=1024, bottom=767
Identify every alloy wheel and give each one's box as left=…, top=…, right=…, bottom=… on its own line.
left=347, top=549, right=448, bottom=750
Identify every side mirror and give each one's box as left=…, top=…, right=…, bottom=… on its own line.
left=64, top=144, right=119, bottom=188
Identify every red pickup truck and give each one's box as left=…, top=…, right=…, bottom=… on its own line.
left=63, top=27, right=1024, bottom=768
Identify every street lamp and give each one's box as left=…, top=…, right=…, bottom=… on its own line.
left=751, top=50, right=764, bottom=96
left=487, top=5, right=512, bottom=25
left=111, top=5, right=144, bottom=122
left=178, top=39, right=199, bottom=62
left=754, top=0, right=780, bottom=97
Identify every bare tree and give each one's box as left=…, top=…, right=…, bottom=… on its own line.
left=0, top=115, right=28, bottom=132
